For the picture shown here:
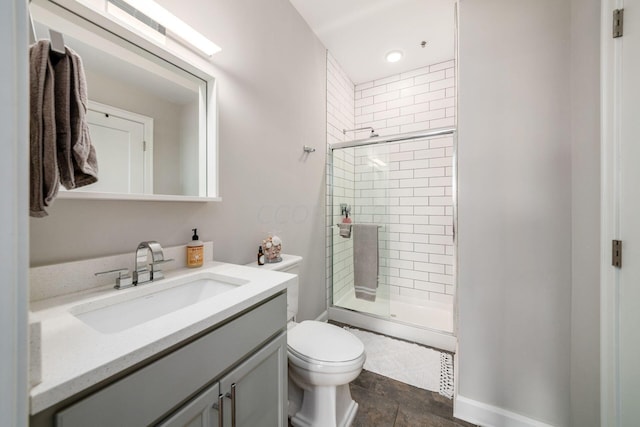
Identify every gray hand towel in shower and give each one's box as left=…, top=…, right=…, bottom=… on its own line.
left=353, top=224, right=379, bottom=301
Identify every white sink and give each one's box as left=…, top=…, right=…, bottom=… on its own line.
left=71, top=273, right=248, bottom=334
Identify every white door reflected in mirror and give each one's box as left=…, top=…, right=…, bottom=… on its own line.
left=87, top=112, right=146, bottom=194
left=86, top=106, right=150, bottom=194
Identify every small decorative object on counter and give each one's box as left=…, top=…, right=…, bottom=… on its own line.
left=262, top=235, right=282, bottom=263
left=257, top=246, right=265, bottom=265
left=187, top=228, right=204, bottom=268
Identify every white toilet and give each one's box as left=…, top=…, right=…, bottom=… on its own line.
left=246, top=254, right=365, bottom=427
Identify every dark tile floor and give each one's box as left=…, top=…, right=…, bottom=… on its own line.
left=350, top=370, right=477, bottom=427
left=288, top=369, right=477, bottom=427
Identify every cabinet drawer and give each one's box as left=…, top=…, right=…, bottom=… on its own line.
left=55, top=293, right=286, bottom=427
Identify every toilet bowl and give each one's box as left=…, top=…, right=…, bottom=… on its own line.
left=246, top=255, right=365, bottom=427
left=287, top=320, right=365, bottom=427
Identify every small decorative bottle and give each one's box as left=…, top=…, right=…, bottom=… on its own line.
left=258, top=246, right=265, bottom=265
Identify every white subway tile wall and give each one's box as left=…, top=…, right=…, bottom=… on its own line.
left=353, top=59, right=455, bottom=141
left=326, top=52, right=356, bottom=309
left=327, top=56, right=456, bottom=309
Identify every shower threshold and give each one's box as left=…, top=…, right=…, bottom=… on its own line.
left=328, top=302, right=456, bottom=352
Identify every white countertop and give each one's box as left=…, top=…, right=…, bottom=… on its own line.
left=29, top=261, right=294, bottom=415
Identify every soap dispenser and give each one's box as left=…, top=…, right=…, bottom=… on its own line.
left=187, top=228, right=204, bottom=268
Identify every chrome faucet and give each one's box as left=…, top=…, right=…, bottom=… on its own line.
left=134, top=241, right=172, bottom=285
left=95, top=241, right=173, bottom=290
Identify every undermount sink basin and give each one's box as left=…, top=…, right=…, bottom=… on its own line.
left=71, top=273, right=249, bottom=334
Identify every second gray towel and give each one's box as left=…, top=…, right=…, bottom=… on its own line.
left=353, top=223, right=379, bottom=301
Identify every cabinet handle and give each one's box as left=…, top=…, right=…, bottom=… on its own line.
left=230, top=383, right=237, bottom=427
left=212, top=394, right=224, bottom=426
left=223, top=384, right=237, bottom=427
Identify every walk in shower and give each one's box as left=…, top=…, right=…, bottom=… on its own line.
left=328, top=127, right=457, bottom=351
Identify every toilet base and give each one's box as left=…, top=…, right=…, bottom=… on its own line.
left=290, top=383, right=359, bottom=427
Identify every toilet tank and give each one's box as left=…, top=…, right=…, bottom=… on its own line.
left=245, top=254, right=302, bottom=322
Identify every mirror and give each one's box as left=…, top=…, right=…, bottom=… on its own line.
left=30, top=0, right=218, bottom=201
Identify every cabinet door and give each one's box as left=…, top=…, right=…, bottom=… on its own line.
left=220, top=333, right=287, bottom=427
left=159, top=382, right=221, bottom=427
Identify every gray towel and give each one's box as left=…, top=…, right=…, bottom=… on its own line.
left=29, top=41, right=59, bottom=217
left=50, top=44, right=98, bottom=190
left=66, top=46, right=98, bottom=188
left=29, top=41, right=99, bottom=218
left=53, top=47, right=73, bottom=188
left=353, top=224, right=379, bottom=301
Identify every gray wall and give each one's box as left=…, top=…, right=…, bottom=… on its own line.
left=29, top=0, right=328, bottom=321
left=457, top=0, right=572, bottom=424
left=457, top=0, right=601, bottom=425
left=569, top=0, right=601, bottom=424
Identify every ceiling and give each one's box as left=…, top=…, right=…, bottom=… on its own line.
left=289, top=0, right=455, bottom=85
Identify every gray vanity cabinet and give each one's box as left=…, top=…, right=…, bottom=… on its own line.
left=159, top=382, right=222, bottom=427
left=161, top=333, right=287, bottom=427
left=39, top=293, right=287, bottom=427
left=219, top=333, right=287, bottom=427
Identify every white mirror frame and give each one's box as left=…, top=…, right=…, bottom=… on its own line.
left=32, top=0, right=220, bottom=202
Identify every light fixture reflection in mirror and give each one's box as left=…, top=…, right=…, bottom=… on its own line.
left=114, top=0, right=221, bottom=56
left=30, top=0, right=217, bottom=200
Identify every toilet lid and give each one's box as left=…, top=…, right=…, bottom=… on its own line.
left=287, top=321, right=364, bottom=363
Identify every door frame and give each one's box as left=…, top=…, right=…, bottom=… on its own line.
left=600, top=0, right=623, bottom=425
left=1, top=0, right=29, bottom=426
left=87, top=100, right=154, bottom=194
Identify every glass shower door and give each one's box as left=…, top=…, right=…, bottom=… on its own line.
left=331, top=144, right=391, bottom=319
left=330, top=132, right=455, bottom=334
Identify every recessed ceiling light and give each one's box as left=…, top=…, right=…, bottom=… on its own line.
left=385, top=50, right=403, bottom=63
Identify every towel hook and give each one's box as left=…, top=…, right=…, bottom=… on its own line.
left=49, top=29, right=66, bottom=56
left=303, top=145, right=316, bottom=153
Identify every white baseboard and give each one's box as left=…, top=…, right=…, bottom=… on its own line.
left=454, top=395, right=555, bottom=427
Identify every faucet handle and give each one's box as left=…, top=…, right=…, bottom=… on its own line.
left=150, top=258, right=174, bottom=281
left=95, top=268, right=134, bottom=290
